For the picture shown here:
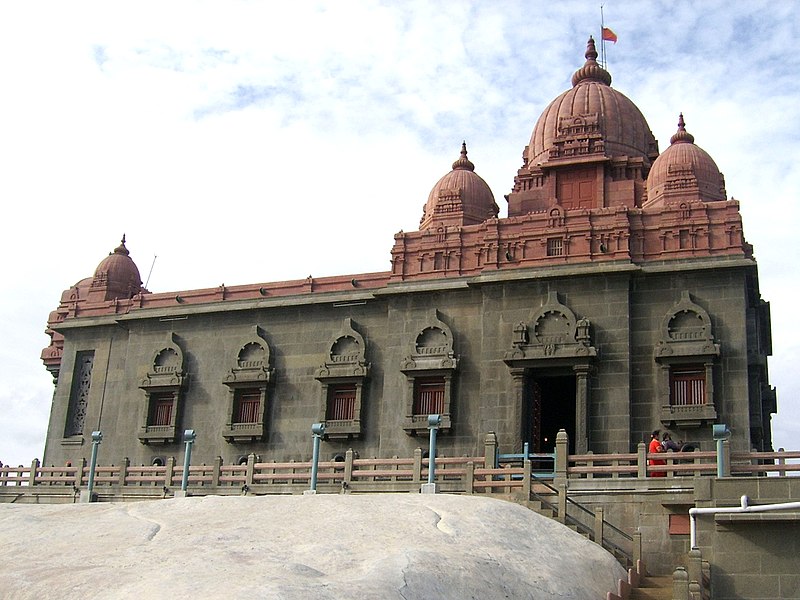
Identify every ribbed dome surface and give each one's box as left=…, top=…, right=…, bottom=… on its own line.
left=526, top=37, right=657, bottom=167
left=92, top=236, right=143, bottom=300
left=421, top=143, right=497, bottom=230
left=646, top=114, right=726, bottom=205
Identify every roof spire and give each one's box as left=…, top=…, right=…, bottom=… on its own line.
left=670, top=113, right=695, bottom=145
left=113, top=234, right=130, bottom=256
left=452, top=141, right=475, bottom=171
left=571, top=36, right=612, bottom=87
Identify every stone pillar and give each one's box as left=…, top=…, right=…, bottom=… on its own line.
left=573, top=364, right=590, bottom=454
left=211, top=456, right=223, bottom=487
left=509, top=368, right=526, bottom=452
left=672, top=567, right=689, bottom=600
left=246, top=453, right=256, bottom=487
left=637, top=442, right=647, bottom=478
left=555, top=429, right=569, bottom=483
left=165, top=456, right=175, bottom=488
left=594, top=506, right=604, bottom=545
left=557, top=482, right=567, bottom=524
left=118, top=457, right=129, bottom=487
left=29, top=459, right=39, bottom=487
left=484, top=431, right=498, bottom=468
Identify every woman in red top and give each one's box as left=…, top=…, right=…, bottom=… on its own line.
left=648, top=430, right=666, bottom=477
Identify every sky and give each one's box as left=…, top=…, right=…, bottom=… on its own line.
left=0, top=1, right=797, bottom=467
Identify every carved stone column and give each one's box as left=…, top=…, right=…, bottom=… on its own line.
left=573, top=364, right=591, bottom=453
left=509, top=367, right=526, bottom=452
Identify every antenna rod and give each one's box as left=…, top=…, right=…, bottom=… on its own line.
left=145, top=254, right=157, bottom=289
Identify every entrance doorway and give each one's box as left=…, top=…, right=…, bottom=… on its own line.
left=522, top=372, right=576, bottom=454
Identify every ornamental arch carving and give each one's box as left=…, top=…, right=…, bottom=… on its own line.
left=222, top=326, right=274, bottom=443
left=315, top=318, right=370, bottom=440
left=138, top=332, right=186, bottom=445
left=400, top=309, right=458, bottom=435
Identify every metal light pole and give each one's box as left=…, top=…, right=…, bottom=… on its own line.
left=181, top=429, right=196, bottom=492
left=421, top=414, right=442, bottom=494
left=85, top=430, right=103, bottom=502
left=309, top=422, right=326, bottom=494
left=712, top=424, right=730, bottom=478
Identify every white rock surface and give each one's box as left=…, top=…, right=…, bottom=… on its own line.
left=0, top=494, right=625, bottom=599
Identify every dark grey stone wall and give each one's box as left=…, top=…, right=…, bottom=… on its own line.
left=42, top=260, right=764, bottom=469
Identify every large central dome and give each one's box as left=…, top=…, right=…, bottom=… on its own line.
left=526, top=37, right=658, bottom=168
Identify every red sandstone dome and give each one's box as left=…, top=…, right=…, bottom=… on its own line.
left=526, top=37, right=658, bottom=168
left=645, top=113, right=726, bottom=206
left=420, top=142, right=498, bottom=230
left=89, top=235, right=144, bottom=301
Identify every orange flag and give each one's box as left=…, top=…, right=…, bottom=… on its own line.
left=602, top=27, right=618, bottom=43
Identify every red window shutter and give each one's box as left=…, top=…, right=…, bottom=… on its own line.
left=414, top=378, right=445, bottom=415
left=327, top=385, right=356, bottom=421
left=151, top=393, right=174, bottom=426
left=670, top=367, right=706, bottom=406
left=234, top=389, right=261, bottom=424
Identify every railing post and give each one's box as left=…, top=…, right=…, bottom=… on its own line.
left=29, top=459, right=39, bottom=487
left=557, top=482, right=567, bottom=524
left=484, top=431, right=498, bottom=468
left=344, top=448, right=354, bottom=490
left=246, top=453, right=256, bottom=488
left=119, top=457, right=129, bottom=487
left=637, top=441, right=647, bottom=478
left=555, top=429, right=568, bottom=482
left=722, top=439, right=731, bottom=477
left=687, top=548, right=703, bottom=586
left=633, top=530, right=642, bottom=565
left=75, top=457, right=86, bottom=488
left=522, top=458, right=532, bottom=498
left=593, top=505, right=604, bottom=545
left=413, top=448, right=423, bottom=483
left=465, top=461, right=474, bottom=495
left=672, top=566, right=690, bottom=600
left=211, top=456, right=223, bottom=487
left=165, top=456, right=175, bottom=488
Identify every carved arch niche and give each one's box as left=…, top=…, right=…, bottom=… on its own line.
left=138, top=333, right=186, bottom=445
left=222, top=326, right=274, bottom=443
left=503, top=291, right=597, bottom=454
left=400, top=309, right=458, bottom=435
left=655, top=291, right=720, bottom=428
left=314, top=318, right=370, bottom=440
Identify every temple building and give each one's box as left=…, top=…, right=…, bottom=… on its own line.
left=40, top=38, right=776, bottom=469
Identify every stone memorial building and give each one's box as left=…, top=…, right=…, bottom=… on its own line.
left=40, top=38, right=776, bottom=469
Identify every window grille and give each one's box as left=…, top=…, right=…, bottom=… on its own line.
left=234, top=389, right=261, bottom=424
left=327, top=384, right=357, bottom=421
left=413, top=377, right=445, bottom=415
left=64, top=351, right=94, bottom=437
left=670, top=367, right=706, bottom=405
left=150, top=393, right=174, bottom=426
left=546, top=237, right=564, bottom=257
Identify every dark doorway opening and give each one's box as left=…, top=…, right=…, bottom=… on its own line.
left=522, top=372, right=576, bottom=454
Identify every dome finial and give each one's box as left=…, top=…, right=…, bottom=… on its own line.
left=114, top=234, right=130, bottom=256
left=670, top=113, right=695, bottom=145
left=585, top=36, right=599, bottom=62
left=571, top=36, right=612, bottom=87
left=452, top=141, right=475, bottom=171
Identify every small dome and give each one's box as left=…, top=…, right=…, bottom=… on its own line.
left=91, top=235, right=144, bottom=300
left=645, top=114, right=726, bottom=206
left=526, top=37, right=658, bottom=168
left=420, top=143, right=498, bottom=230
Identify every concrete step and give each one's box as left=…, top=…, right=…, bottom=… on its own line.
left=629, top=575, right=672, bottom=600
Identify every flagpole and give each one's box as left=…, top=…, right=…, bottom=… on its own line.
left=600, top=4, right=606, bottom=68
